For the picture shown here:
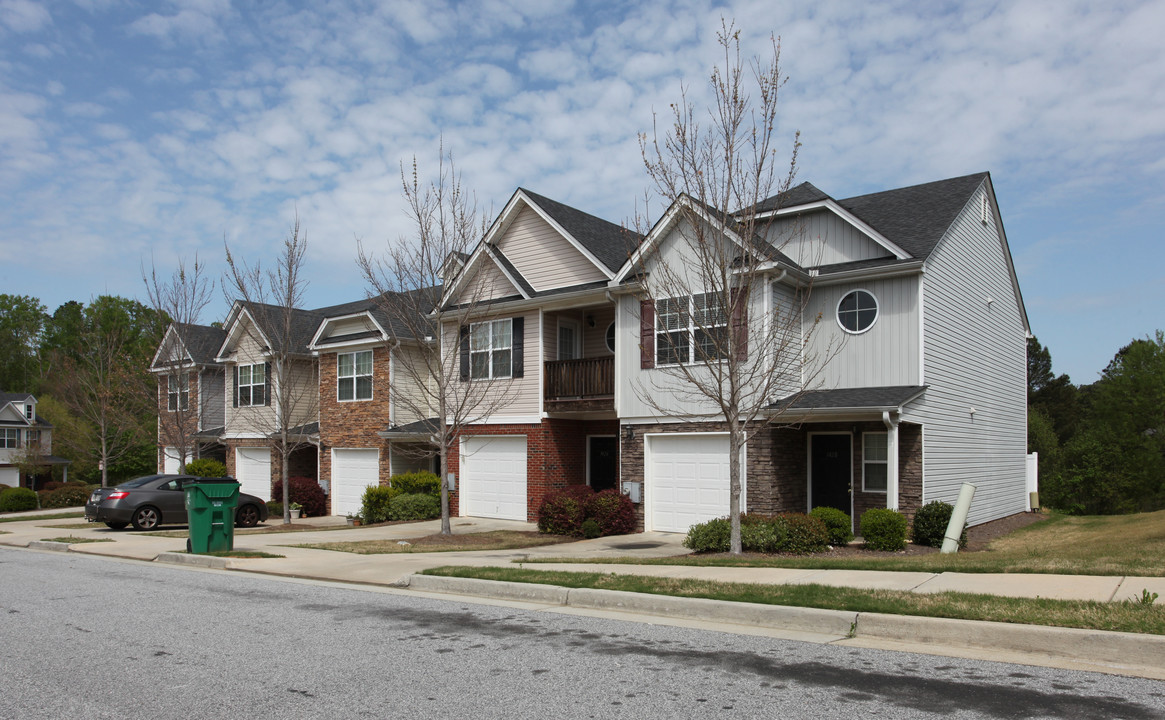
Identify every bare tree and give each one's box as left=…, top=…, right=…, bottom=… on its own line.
left=142, top=254, right=215, bottom=472
left=358, top=152, right=518, bottom=535
left=632, top=21, right=835, bottom=553
left=223, top=217, right=319, bottom=524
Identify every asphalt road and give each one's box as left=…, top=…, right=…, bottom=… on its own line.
left=1, top=548, right=1162, bottom=719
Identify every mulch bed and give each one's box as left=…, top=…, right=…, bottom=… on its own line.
left=825, top=510, right=1048, bottom=557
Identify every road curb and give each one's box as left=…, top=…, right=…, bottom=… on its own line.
left=27, top=540, right=70, bottom=552
left=402, top=574, right=1165, bottom=667
left=856, top=612, right=1165, bottom=668
left=155, top=551, right=230, bottom=569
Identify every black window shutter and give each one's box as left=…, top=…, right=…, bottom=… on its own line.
left=459, top=326, right=469, bottom=381
left=233, top=366, right=239, bottom=408
left=264, top=361, right=271, bottom=406
left=512, top=316, right=524, bottom=378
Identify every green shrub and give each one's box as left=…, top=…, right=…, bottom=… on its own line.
left=580, top=518, right=601, bottom=539
left=389, top=471, right=440, bottom=497
left=777, top=513, right=831, bottom=554
left=741, top=519, right=787, bottom=553
left=810, top=506, right=854, bottom=546
left=388, top=493, right=440, bottom=521
left=861, top=508, right=908, bottom=551
left=361, top=485, right=400, bottom=524
left=39, top=485, right=91, bottom=509
left=910, top=501, right=966, bottom=548
left=0, top=487, right=38, bottom=512
left=537, top=485, right=594, bottom=535
left=583, top=490, right=636, bottom=536
left=266, top=501, right=283, bottom=517
left=683, top=517, right=731, bottom=552
left=185, top=458, right=228, bottom=477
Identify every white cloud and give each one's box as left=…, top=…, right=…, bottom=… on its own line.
left=0, top=0, right=51, bottom=33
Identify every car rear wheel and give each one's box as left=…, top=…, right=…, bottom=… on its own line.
left=105, top=521, right=128, bottom=530
left=236, top=504, right=260, bottom=528
left=131, top=506, right=161, bottom=531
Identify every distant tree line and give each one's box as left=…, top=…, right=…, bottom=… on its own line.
left=1029, top=331, right=1165, bottom=514
left=0, top=293, right=163, bottom=486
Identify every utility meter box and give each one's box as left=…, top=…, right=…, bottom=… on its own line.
left=621, top=481, right=642, bottom=504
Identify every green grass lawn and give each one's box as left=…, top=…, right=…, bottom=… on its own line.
left=0, top=512, right=85, bottom=523
left=528, top=511, right=1165, bottom=576
left=423, top=565, right=1165, bottom=635
left=291, top=531, right=578, bottom=554
left=43, top=536, right=113, bottom=544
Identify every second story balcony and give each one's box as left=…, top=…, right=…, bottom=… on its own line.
left=544, top=356, right=614, bottom=413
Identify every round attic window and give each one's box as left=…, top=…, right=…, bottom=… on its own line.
left=837, top=290, right=878, bottom=334
left=606, top=322, right=616, bottom=353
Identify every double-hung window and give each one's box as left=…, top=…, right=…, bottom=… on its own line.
left=470, top=319, right=512, bottom=379
left=863, top=432, right=888, bottom=492
left=338, top=350, right=373, bottom=401
left=237, top=363, right=265, bottom=407
left=656, top=293, right=727, bottom=365
left=0, top=429, right=20, bottom=449
left=26, top=430, right=40, bottom=447
left=167, top=374, right=190, bottom=412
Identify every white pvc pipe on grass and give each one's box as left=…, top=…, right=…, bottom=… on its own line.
left=941, top=482, right=976, bottom=554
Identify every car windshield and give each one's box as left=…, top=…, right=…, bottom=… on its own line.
left=117, top=475, right=167, bottom=489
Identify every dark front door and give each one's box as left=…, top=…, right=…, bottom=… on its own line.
left=588, top=437, right=618, bottom=492
left=810, top=434, right=851, bottom=513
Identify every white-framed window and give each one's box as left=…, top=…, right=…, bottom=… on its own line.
left=837, top=289, right=878, bottom=334
left=0, top=428, right=20, bottom=449
left=167, top=374, right=190, bottom=412
left=338, top=350, right=373, bottom=401
left=470, top=319, right=512, bottom=379
left=656, top=293, right=727, bottom=365
left=24, top=403, right=33, bottom=420
left=26, top=429, right=40, bottom=447
left=557, top=319, right=580, bottom=360
left=605, top=322, right=616, bottom=353
left=237, top=363, right=265, bottom=407
left=863, top=432, right=888, bottom=492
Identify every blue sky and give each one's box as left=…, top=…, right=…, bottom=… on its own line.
left=1, top=0, right=1162, bottom=384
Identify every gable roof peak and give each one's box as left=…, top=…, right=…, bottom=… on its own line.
left=516, top=187, right=642, bottom=273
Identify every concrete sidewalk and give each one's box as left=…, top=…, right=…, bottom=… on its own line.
left=3, top=511, right=1164, bottom=678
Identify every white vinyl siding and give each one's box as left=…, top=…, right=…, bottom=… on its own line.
left=761, top=210, right=895, bottom=267
left=803, top=275, right=921, bottom=389
left=904, top=184, right=1028, bottom=525
left=391, top=345, right=435, bottom=426
left=497, top=206, right=608, bottom=291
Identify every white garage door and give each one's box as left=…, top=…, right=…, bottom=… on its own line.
left=647, top=434, right=739, bottom=533
left=332, top=449, right=380, bottom=517
left=0, top=466, right=18, bottom=488
left=235, top=447, right=272, bottom=501
left=163, top=447, right=182, bottom=474
left=461, top=436, right=527, bottom=521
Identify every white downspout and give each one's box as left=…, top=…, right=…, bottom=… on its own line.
left=882, top=410, right=899, bottom=511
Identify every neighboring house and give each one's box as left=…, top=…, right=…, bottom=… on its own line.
left=150, top=323, right=228, bottom=473
left=0, top=392, right=70, bottom=489
left=437, top=173, right=1029, bottom=531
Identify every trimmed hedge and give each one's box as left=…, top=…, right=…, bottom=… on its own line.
left=185, top=458, right=228, bottom=477
left=911, top=500, right=967, bottom=548
left=271, top=477, right=328, bottom=517
left=0, top=487, right=38, bottom=512
left=361, top=485, right=401, bottom=524
left=537, top=486, right=636, bottom=537
left=860, top=508, right=908, bottom=551
left=388, top=493, right=440, bottom=521
left=38, top=485, right=92, bottom=509
left=810, top=506, right=854, bottom=546
left=683, top=513, right=829, bottom=554
left=389, top=471, right=440, bottom=497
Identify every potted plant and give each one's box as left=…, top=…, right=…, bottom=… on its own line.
left=289, top=502, right=302, bottom=519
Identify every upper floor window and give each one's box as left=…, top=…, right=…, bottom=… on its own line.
left=26, top=429, right=41, bottom=447
left=863, top=432, right=888, bottom=492
left=837, top=290, right=878, bottom=334
left=656, top=293, right=727, bottom=365
left=0, top=428, right=19, bottom=449
left=338, top=350, right=373, bottom=401
left=168, top=374, right=190, bottom=412
left=470, top=319, right=512, bottom=379
left=24, top=403, right=33, bottom=420
left=237, top=363, right=266, bottom=407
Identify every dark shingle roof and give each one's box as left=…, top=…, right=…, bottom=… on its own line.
left=380, top=417, right=440, bottom=437
left=771, top=385, right=926, bottom=412
left=489, top=247, right=537, bottom=297
left=752, top=181, right=832, bottom=213
left=170, top=324, right=227, bottom=365
left=520, top=188, right=642, bottom=273
left=0, top=392, right=34, bottom=404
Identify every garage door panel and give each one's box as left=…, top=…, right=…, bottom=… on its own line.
left=332, top=449, right=379, bottom=517
left=235, top=448, right=272, bottom=501
left=647, top=434, right=739, bottom=533
left=461, top=436, right=527, bottom=521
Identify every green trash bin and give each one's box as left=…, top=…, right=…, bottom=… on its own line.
left=185, top=480, right=240, bottom=554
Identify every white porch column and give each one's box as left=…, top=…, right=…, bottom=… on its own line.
left=882, top=411, right=899, bottom=511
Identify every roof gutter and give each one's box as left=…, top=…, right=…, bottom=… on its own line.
left=808, top=260, right=924, bottom=287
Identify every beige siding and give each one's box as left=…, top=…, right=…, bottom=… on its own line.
left=802, top=275, right=921, bottom=389
left=498, top=206, right=608, bottom=291
left=903, top=183, right=1028, bottom=526
left=224, top=331, right=275, bottom=436
left=762, top=211, right=893, bottom=267
left=440, top=309, right=541, bottom=420
left=454, top=258, right=521, bottom=305
left=392, top=344, right=435, bottom=425
left=581, top=305, right=616, bottom=358
left=321, top=316, right=372, bottom=340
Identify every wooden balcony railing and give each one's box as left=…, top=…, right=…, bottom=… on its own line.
left=544, top=356, right=614, bottom=400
